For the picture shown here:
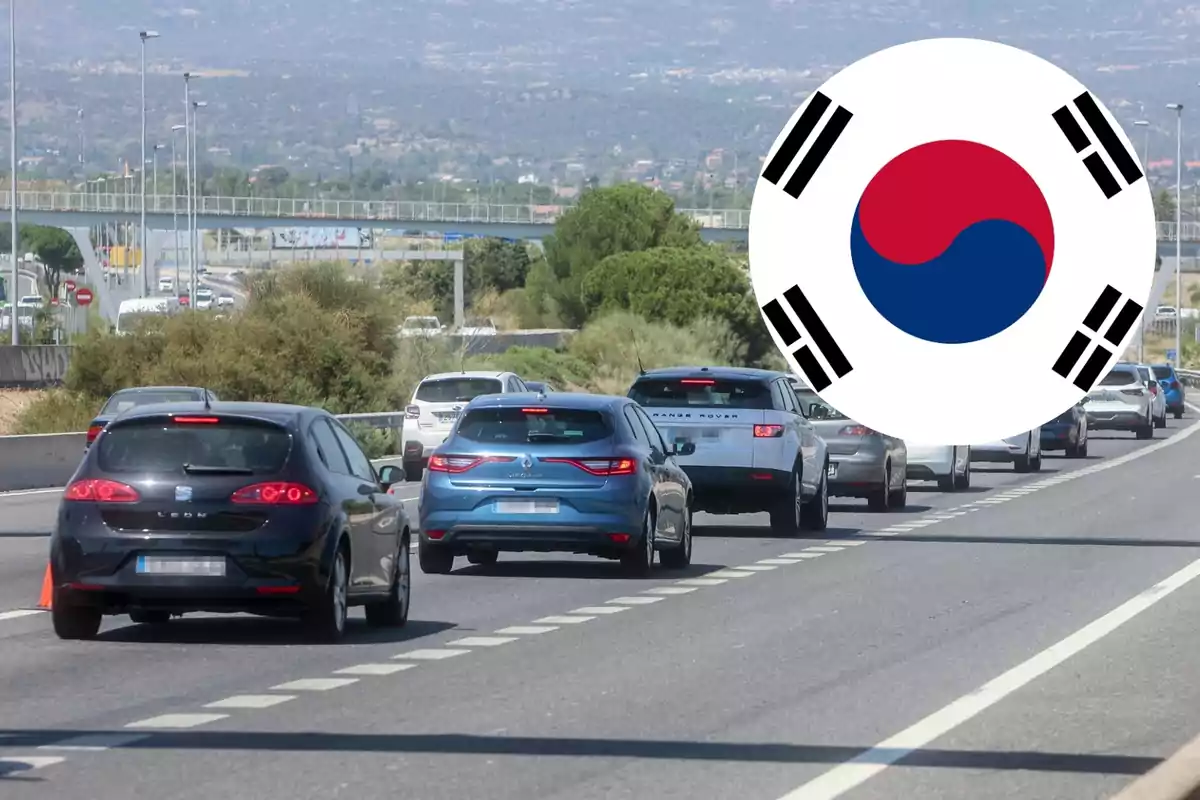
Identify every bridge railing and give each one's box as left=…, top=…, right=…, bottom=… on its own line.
left=0, top=191, right=752, bottom=230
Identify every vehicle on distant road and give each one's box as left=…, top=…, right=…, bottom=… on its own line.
left=905, top=444, right=971, bottom=490
left=524, top=381, right=556, bottom=393
left=418, top=392, right=694, bottom=576
left=458, top=317, right=498, bottom=336
left=402, top=370, right=531, bottom=481
left=17, top=294, right=41, bottom=310
left=628, top=366, right=828, bottom=534
left=1156, top=305, right=1177, bottom=319
left=1086, top=364, right=1155, bottom=439
left=217, top=293, right=236, bottom=308
left=157, top=276, right=174, bottom=294
left=971, top=427, right=1044, bottom=472
left=798, top=391, right=908, bottom=511
left=50, top=401, right=412, bottom=642
left=1151, top=363, right=1186, bottom=419
left=116, top=297, right=181, bottom=335
left=1132, top=363, right=1167, bottom=428
left=398, top=315, right=444, bottom=337
left=194, top=287, right=215, bottom=310
left=86, top=386, right=219, bottom=449
left=1040, top=401, right=1089, bottom=457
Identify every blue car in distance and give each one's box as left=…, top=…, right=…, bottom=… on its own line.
left=1151, top=364, right=1187, bottom=419
left=418, top=392, right=694, bottom=577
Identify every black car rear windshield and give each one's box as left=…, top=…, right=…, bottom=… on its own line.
left=96, top=419, right=292, bottom=474
left=416, top=378, right=502, bottom=403
left=1098, top=369, right=1138, bottom=386
left=456, top=407, right=610, bottom=444
left=1152, top=366, right=1174, bottom=380
left=101, top=390, right=203, bottom=415
left=629, top=377, right=772, bottom=409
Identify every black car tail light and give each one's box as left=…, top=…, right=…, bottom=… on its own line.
left=64, top=479, right=140, bottom=503
left=230, top=482, right=318, bottom=505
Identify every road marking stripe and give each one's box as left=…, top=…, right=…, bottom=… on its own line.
left=778, top=552, right=826, bottom=558
left=607, top=595, right=665, bottom=604
left=270, top=678, right=358, bottom=691
left=0, top=756, right=66, bottom=775
left=334, top=663, right=415, bottom=676
left=533, top=615, right=595, bottom=624
left=803, top=547, right=843, bottom=553
left=705, top=570, right=757, bottom=578
left=758, top=558, right=805, bottom=565
left=644, top=586, right=698, bottom=595
left=0, top=609, right=44, bottom=621
left=448, top=636, right=520, bottom=647
left=39, top=734, right=148, bottom=752
left=776, top=555, right=1200, bottom=800
left=496, top=625, right=558, bottom=635
left=734, top=565, right=778, bottom=571
left=833, top=540, right=867, bottom=546
left=125, top=713, right=228, bottom=729
left=570, top=606, right=628, bottom=614
left=675, top=577, right=729, bottom=586
left=205, top=694, right=296, bottom=709
left=391, top=649, right=470, bottom=661
left=0, top=487, right=64, bottom=498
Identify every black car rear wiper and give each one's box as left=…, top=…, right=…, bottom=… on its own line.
left=181, top=464, right=254, bottom=475
left=527, top=432, right=573, bottom=441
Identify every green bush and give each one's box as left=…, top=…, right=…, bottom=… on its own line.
left=14, top=389, right=98, bottom=434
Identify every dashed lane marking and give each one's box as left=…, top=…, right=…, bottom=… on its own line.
left=676, top=577, right=729, bottom=586
left=607, top=595, right=666, bottom=604
left=334, top=663, right=416, bottom=676
left=533, top=615, right=595, bottom=624
left=644, top=586, right=698, bottom=595
left=803, top=547, right=844, bottom=553
left=39, top=734, right=149, bottom=752
left=205, top=694, right=297, bottom=709
left=0, top=609, right=44, bottom=622
left=496, top=625, right=558, bottom=635
left=759, top=558, right=806, bottom=565
left=570, top=606, right=628, bottom=614
left=125, top=713, right=229, bottom=729
left=392, top=648, right=470, bottom=661
left=706, top=570, right=756, bottom=579
left=779, top=552, right=826, bottom=558
left=447, top=636, right=520, bottom=647
left=734, top=565, right=778, bottom=572
left=0, top=756, right=66, bottom=776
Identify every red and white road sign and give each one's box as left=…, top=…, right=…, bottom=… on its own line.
left=74, top=288, right=94, bottom=306
left=64, top=280, right=77, bottom=292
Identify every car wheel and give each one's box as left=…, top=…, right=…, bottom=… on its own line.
left=660, top=506, right=693, bottom=569
left=418, top=538, right=455, bottom=575
left=129, top=609, right=171, bottom=625
left=51, top=589, right=102, bottom=641
left=800, top=464, right=829, bottom=532
left=1030, top=453, right=1042, bottom=472
left=1136, top=419, right=1154, bottom=440
left=1014, top=454, right=1031, bottom=472
left=888, top=475, right=907, bottom=509
left=953, top=459, right=971, bottom=490
left=467, top=550, right=499, bottom=567
left=365, top=540, right=410, bottom=628
left=769, top=468, right=803, bottom=535
left=307, top=545, right=349, bottom=642
left=621, top=508, right=655, bottom=577
left=403, top=461, right=424, bottom=482
left=867, top=464, right=889, bottom=512
left=1174, top=409, right=1184, bottom=419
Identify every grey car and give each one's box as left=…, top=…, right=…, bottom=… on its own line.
left=795, top=387, right=908, bottom=511
left=86, top=386, right=220, bottom=449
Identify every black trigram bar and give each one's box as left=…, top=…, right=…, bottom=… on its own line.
left=1052, top=331, right=1090, bottom=379
left=1073, top=343, right=1113, bottom=391
left=793, top=346, right=831, bottom=392
left=1052, top=92, right=1144, bottom=199
left=1052, top=285, right=1143, bottom=390
left=761, top=91, right=853, bottom=200
left=762, top=298, right=801, bottom=346
left=781, top=285, right=853, bottom=378
left=1081, top=285, right=1121, bottom=332
left=1104, top=298, right=1143, bottom=345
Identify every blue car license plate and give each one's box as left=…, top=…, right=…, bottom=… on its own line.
left=495, top=499, right=559, bottom=514
left=136, top=556, right=226, bottom=577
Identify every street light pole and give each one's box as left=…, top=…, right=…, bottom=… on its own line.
left=8, top=0, right=18, bottom=345
left=1134, top=119, right=1151, bottom=363
left=138, top=31, right=158, bottom=300
left=1168, top=103, right=1184, bottom=368
left=191, top=99, right=206, bottom=299
left=170, top=124, right=183, bottom=298
left=182, top=72, right=193, bottom=303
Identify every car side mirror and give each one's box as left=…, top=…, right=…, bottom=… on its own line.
left=377, top=464, right=405, bottom=488
left=672, top=441, right=696, bottom=457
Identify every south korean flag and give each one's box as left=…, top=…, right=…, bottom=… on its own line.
left=749, top=37, right=1156, bottom=446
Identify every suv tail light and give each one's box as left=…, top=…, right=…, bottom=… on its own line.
left=428, top=454, right=516, bottom=473
left=1172, top=380, right=1182, bottom=390
left=64, top=478, right=139, bottom=503
left=230, top=482, right=318, bottom=505
left=1120, top=388, right=1145, bottom=397
left=839, top=425, right=875, bottom=436
left=405, top=404, right=421, bottom=419
left=86, top=424, right=104, bottom=445
left=1148, top=383, right=1159, bottom=395
left=541, top=457, right=637, bottom=476
left=753, top=424, right=784, bottom=438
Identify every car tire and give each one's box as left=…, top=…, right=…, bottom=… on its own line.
left=129, top=609, right=171, bottom=625
left=365, top=540, right=411, bottom=628
left=1155, top=412, right=1167, bottom=429
left=621, top=509, right=655, bottom=577
left=867, top=465, right=889, bottom=512
left=887, top=478, right=907, bottom=510
left=418, top=539, right=455, bottom=575
left=51, top=590, right=102, bottom=641
left=1014, top=454, right=1031, bottom=472
left=1174, top=409, right=1184, bottom=419
left=659, top=506, right=693, bottom=570
left=403, top=461, right=424, bottom=482
left=800, top=464, right=829, bottom=532
left=1136, top=421, right=1154, bottom=440
left=769, top=468, right=803, bottom=535
left=306, top=545, right=349, bottom=643
left=953, top=460, right=971, bottom=490
left=466, top=550, right=499, bottom=567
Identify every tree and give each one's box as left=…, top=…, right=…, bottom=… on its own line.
left=25, top=226, right=83, bottom=299
left=1155, top=189, right=1177, bottom=222
left=467, top=238, right=532, bottom=294
left=543, top=184, right=703, bottom=326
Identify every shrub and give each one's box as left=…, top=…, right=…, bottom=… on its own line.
left=13, top=388, right=97, bottom=434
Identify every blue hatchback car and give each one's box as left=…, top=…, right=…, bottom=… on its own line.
left=1151, top=364, right=1186, bottom=418
left=418, top=392, right=695, bottom=576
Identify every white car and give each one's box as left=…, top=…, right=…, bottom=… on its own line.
left=1084, top=363, right=1155, bottom=440
left=16, top=295, right=41, bottom=310
left=905, top=444, right=972, bottom=490
left=398, top=316, right=444, bottom=337
left=1132, top=363, right=1167, bottom=429
left=157, top=277, right=174, bottom=293
left=971, top=428, right=1043, bottom=473
left=401, top=370, right=532, bottom=480
left=629, top=366, right=829, bottom=534
left=216, top=293, right=235, bottom=308
left=459, top=317, right=498, bottom=337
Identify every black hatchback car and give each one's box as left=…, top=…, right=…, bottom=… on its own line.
left=50, top=401, right=412, bottom=642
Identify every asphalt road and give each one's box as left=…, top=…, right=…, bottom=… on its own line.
left=2, top=420, right=1200, bottom=799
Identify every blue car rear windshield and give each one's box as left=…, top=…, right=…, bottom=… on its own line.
left=96, top=420, right=292, bottom=474
left=456, top=407, right=610, bottom=444
left=629, top=378, right=772, bottom=409
left=1152, top=366, right=1174, bottom=380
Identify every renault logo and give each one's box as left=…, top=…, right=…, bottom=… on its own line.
left=175, top=486, right=193, bottom=502
left=521, top=454, right=534, bottom=471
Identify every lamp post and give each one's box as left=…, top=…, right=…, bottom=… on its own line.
left=1167, top=103, right=1184, bottom=368
left=9, top=0, right=18, bottom=344
left=138, top=30, right=158, bottom=299
left=170, top=124, right=183, bottom=298
left=182, top=72, right=194, bottom=302
left=190, top=99, right=206, bottom=299
left=1134, top=119, right=1150, bottom=363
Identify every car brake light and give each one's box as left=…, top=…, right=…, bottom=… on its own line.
left=839, top=425, right=874, bottom=436
left=428, top=455, right=516, bottom=473
left=425, top=530, right=446, bottom=540
left=230, top=482, right=318, bottom=505
left=256, top=585, right=301, bottom=595
left=541, top=457, right=637, bottom=476
left=1120, top=389, right=1145, bottom=397
left=405, top=404, right=421, bottom=419
left=173, top=416, right=219, bottom=424
left=521, top=407, right=549, bottom=413
left=64, top=478, right=140, bottom=503
left=608, top=533, right=631, bottom=544
left=679, top=379, right=715, bottom=385
left=1172, top=381, right=1181, bottom=390
left=753, top=424, right=784, bottom=438
left=86, top=424, right=104, bottom=444
left=1148, top=384, right=1159, bottom=395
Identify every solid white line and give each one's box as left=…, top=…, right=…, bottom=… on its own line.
left=334, top=663, right=415, bottom=676
left=392, top=648, right=470, bottom=661
left=269, top=678, right=358, bottom=691
left=447, top=636, right=519, bottom=647
left=676, top=577, right=729, bottom=586
left=776, top=555, right=1200, bottom=800
left=125, top=713, right=228, bottom=729
left=533, top=615, right=595, bottom=624
left=0, top=755, right=66, bottom=774
left=39, top=733, right=148, bottom=752
left=0, top=609, right=43, bottom=622
left=496, top=625, right=558, bottom=635
left=607, top=595, right=666, bottom=604
left=571, top=606, right=628, bottom=614
left=0, top=487, right=63, bottom=499
left=644, top=586, right=698, bottom=595
left=205, top=694, right=296, bottom=709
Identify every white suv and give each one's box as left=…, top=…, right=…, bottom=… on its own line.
left=628, top=366, right=829, bottom=534
left=401, top=370, right=531, bottom=480
left=1085, top=363, right=1155, bottom=439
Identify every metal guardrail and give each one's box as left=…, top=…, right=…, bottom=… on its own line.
left=1175, top=368, right=1200, bottom=387
left=0, top=192, right=752, bottom=230
left=336, top=412, right=405, bottom=430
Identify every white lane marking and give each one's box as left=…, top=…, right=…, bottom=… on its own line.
left=571, top=606, right=628, bottom=614
left=777, top=555, right=1200, bottom=800
left=39, top=733, right=148, bottom=751
left=779, top=552, right=826, bottom=559
left=734, top=565, right=778, bottom=571
left=496, top=625, right=558, bottom=635
left=205, top=694, right=296, bottom=709
left=676, top=577, right=729, bottom=586
left=392, top=649, right=470, bottom=661
left=0, top=487, right=63, bottom=499
left=126, top=713, right=229, bottom=729
left=448, top=636, right=520, bottom=647
left=832, top=540, right=867, bottom=546
left=269, top=678, right=359, bottom=691
left=533, top=615, right=595, bottom=624
left=644, top=586, right=698, bottom=595
left=607, top=595, right=666, bottom=604
left=804, top=547, right=844, bottom=553
left=758, top=558, right=805, bottom=565
left=0, top=755, right=66, bottom=774
left=0, top=609, right=43, bottom=622
left=706, top=570, right=757, bottom=579
left=334, top=663, right=415, bottom=676
left=869, top=530, right=901, bottom=536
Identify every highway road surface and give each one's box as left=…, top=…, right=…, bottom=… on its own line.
left=2, top=419, right=1200, bottom=799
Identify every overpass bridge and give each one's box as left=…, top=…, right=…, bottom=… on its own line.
left=0, top=191, right=1197, bottom=244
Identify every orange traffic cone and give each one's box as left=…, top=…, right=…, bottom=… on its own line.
left=37, top=564, right=52, bottom=610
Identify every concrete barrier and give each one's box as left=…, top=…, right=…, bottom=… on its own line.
left=1109, top=731, right=1200, bottom=800
left=0, top=345, right=72, bottom=388
left=0, top=432, right=87, bottom=491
